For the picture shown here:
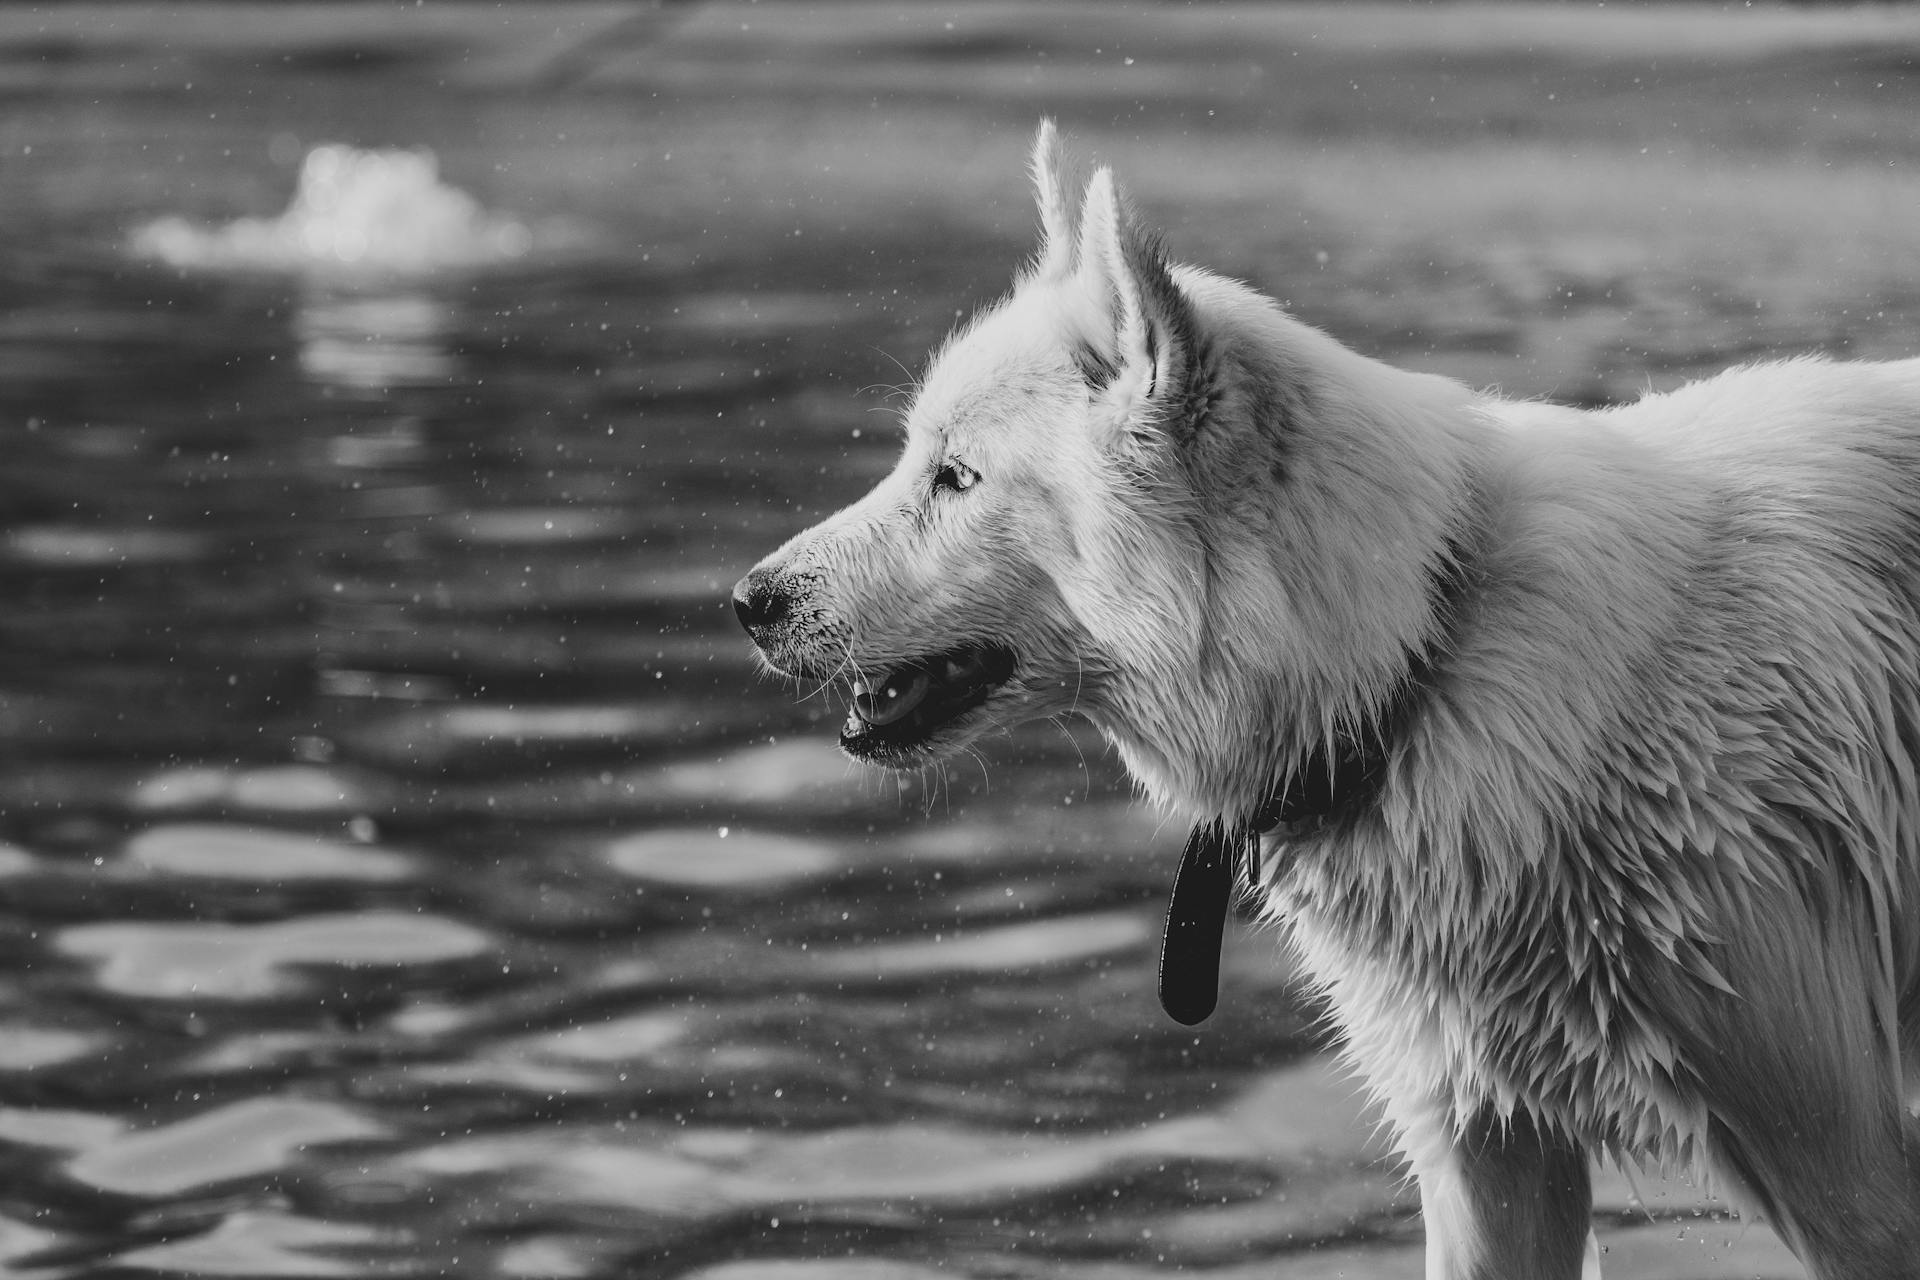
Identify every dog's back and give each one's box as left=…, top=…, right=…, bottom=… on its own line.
left=1259, top=350, right=1920, bottom=1275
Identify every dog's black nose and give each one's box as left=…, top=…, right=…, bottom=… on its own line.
left=732, top=568, right=789, bottom=633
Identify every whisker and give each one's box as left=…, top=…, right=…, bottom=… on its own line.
left=868, top=345, right=923, bottom=395
left=934, top=759, right=954, bottom=818
left=796, top=645, right=856, bottom=705
left=961, top=743, right=993, bottom=798
left=1046, top=714, right=1093, bottom=804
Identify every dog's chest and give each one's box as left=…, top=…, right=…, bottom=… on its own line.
left=1264, top=834, right=1693, bottom=1155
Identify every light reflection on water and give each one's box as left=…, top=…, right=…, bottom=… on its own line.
left=295, top=291, right=455, bottom=391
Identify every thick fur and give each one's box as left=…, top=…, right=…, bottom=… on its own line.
left=737, top=122, right=1920, bottom=1278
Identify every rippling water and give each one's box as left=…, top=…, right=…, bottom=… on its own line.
left=7, top=3, right=1915, bottom=1275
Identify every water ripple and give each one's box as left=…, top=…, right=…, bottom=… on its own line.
left=57, top=911, right=495, bottom=1000
left=809, top=910, right=1150, bottom=981
left=605, top=827, right=841, bottom=889
left=119, top=824, right=412, bottom=883
left=130, top=766, right=377, bottom=817
left=113, top=1210, right=392, bottom=1277
left=65, top=1097, right=389, bottom=1197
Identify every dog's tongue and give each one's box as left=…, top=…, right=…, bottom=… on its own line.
left=852, top=669, right=932, bottom=727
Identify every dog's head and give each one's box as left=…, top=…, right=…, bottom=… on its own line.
left=736, top=123, right=1470, bottom=817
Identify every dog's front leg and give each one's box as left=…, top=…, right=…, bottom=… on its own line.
left=1405, top=1104, right=1596, bottom=1280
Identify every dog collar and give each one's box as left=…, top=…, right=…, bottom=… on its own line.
left=1156, top=650, right=1441, bottom=1027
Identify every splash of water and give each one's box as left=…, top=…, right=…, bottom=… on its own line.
left=131, top=143, right=534, bottom=275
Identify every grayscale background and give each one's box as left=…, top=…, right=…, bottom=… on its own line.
left=2, top=3, right=1912, bottom=1276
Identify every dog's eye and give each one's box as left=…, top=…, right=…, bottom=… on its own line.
left=934, top=460, right=979, bottom=493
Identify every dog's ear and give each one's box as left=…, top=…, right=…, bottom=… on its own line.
left=1073, top=167, right=1200, bottom=447
left=1029, top=119, right=1075, bottom=279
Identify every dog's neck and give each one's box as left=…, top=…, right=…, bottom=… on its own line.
left=1254, top=614, right=1450, bottom=834
left=1254, top=539, right=1467, bottom=840
left=1156, top=653, right=1436, bottom=1026
left=1157, top=550, right=1464, bottom=1026
left=1102, top=270, right=1486, bottom=828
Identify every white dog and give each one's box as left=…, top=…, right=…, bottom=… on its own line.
left=735, top=121, right=1920, bottom=1279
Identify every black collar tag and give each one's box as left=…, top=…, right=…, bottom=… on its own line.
left=1157, top=820, right=1249, bottom=1026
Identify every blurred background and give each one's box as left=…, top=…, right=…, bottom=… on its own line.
left=2, top=2, right=1916, bottom=1276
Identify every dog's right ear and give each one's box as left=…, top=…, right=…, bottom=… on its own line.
left=1030, top=119, right=1075, bottom=279
left=1070, top=167, right=1201, bottom=451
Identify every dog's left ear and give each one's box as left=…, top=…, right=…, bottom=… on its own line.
left=1072, top=168, right=1201, bottom=448
left=1029, top=119, right=1076, bottom=280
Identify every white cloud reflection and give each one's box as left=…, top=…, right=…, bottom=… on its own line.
left=130, top=143, right=531, bottom=276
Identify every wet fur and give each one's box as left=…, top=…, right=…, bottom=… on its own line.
left=740, top=123, right=1920, bottom=1277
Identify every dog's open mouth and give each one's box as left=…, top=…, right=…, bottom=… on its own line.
left=840, top=642, right=1017, bottom=763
